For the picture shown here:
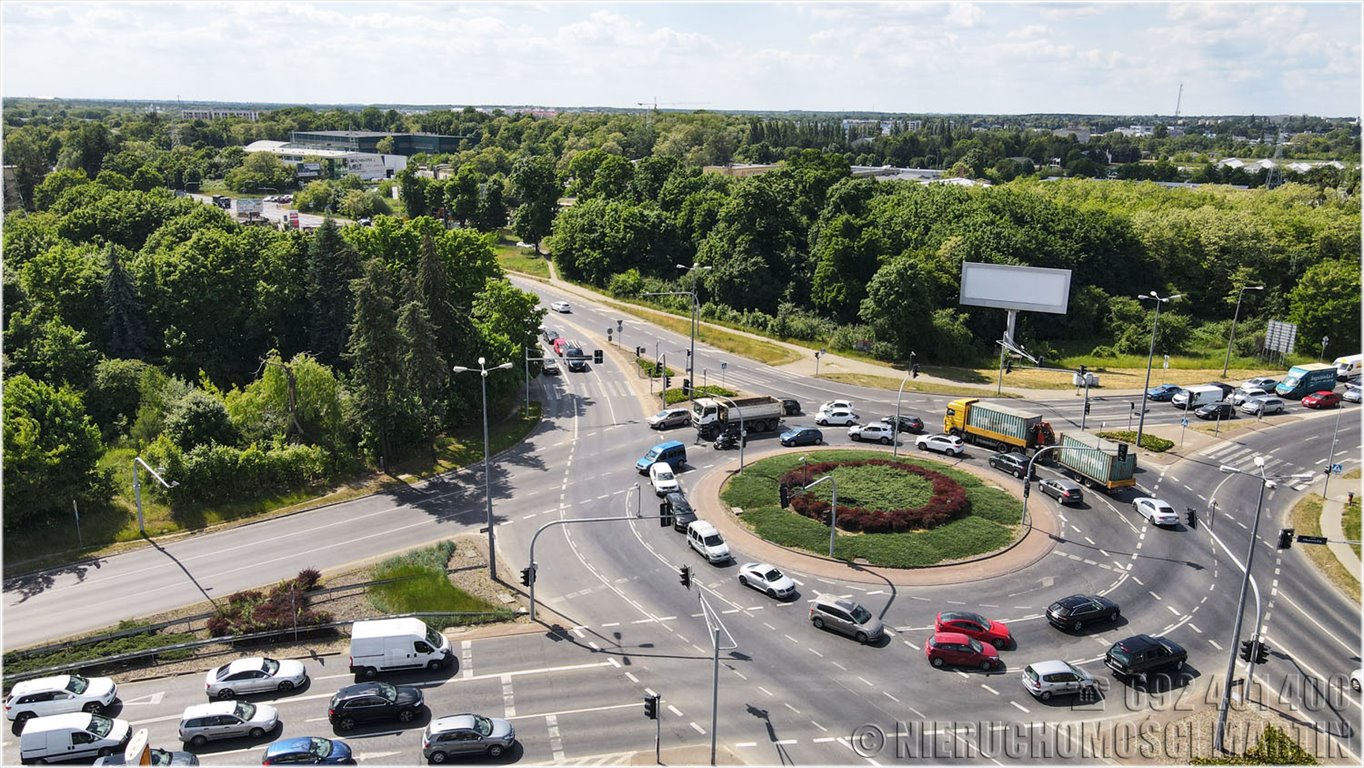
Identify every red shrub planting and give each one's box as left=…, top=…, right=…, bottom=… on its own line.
left=209, top=570, right=333, bottom=637
left=779, top=459, right=970, bottom=533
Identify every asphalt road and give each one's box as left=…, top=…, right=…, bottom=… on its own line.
left=3, top=279, right=1359, bottom=765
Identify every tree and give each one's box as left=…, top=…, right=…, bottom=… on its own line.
left=397, top=276, right=447, bottom=455
left=1289, top=259, right=1360, bottom=357
left=4, top=311, right=99, bottom=390
left=306, top=218, right=361, bottom=367
left=375, top=136, right=395, bottom=155
left=509, top=156, right=560, bottom=251
left=225, top=352, right=350, bottom=451
left=163, top=389, right=238, bottom=451
left=397, top=169, right=429, bottom=218
left=449, top=166, right=482, bottom=226
left=2, top=374, right=110, bottom=532
left=104, top=245, right=150, bottom=359
left=344, top=259, right=406, bottom=468
left=473, top=176, right=507, bottom=231
left=88, top=358, right=153, bottom=439
left=33, top=168, right=90, bottom=211
left=4, top=128, right=51, bottom=208
left=858, top=253, right=935, bottom=362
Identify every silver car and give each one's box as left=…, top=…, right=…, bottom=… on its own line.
left=204, top=657, right=307, bottom=699
left=1021, top=660, right=1098, bottom=701
left=1241, top=396, right=1285, bottom=415
left=422, top=713, right=516, bottom=761
left=809, top=596, right=884, bottom=643
left=178, top=701, right=278, bottom=746
left=648, top=408, right=692, bottom=430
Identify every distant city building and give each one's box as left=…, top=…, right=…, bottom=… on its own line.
left=1052, top=126, right=1091, bottom=144
left=289, top=130, right=464, bottom=157
left=243, top=139, right=406, bottom=181
left=1112, top=125, right=1154, bottom=138
left=703, top=163, right=779, bottom=177
left=182, top=109, right=260, bottom=121
left=905, top=120, right=922, bottom=132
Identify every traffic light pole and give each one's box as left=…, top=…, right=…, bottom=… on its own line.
left=526, top=508, right=666, bottom=622
left=1213, top=469, right=1269, bottom=754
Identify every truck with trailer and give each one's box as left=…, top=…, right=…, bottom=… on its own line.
left=1054, top=431, right=1136, bottom=493
left=1275, top=363, right=1338, bottom=399
left=692, top=395, right=784, bottom=435
left=943, top=399, right=1055, bottom=453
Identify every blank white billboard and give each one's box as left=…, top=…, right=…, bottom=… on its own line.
left=959, top=262, right=1072, bottom=315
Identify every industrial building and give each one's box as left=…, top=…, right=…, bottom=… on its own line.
left=288, top=131, right=464, bottom=156
left=242, top=140, right=407, bottom=181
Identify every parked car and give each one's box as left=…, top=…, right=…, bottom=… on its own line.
left=809, top=596, right=883, bottom=643
left=1104, top=634, right=1187, bottom=680
left=541, top=358, right=560, bottom=375
left=648, top=408, right=692, bottom=430
left=916, top=433, right=964, bottom=457
left=262, top=737, right=354, bottom=765
left=1345, top=384, right=1362, bottom=404
left=1229, top=387, right=1270, bottom=406
left=1132, top=497, right=1179, bottom=526
left=988, top=452, right=1034, bottom=479
left=328, top=682, right=424, bottom=730
left=95, top=746, right=200, bottom=765
left=1241, top=396, right=1285, bottom=415
left=934, top=611, right=1012, bottom=649
left=925, top=632, right=999, bottom=670
left=204, top=657, right=307, bottom=699
left=1046, top=595, right=1121, bottom=631
left=1037, top=477, right=1084, bottom=505
left=880, top=415, right=925, bottom=434
left=1302, top=390, right=1342, bottom=409
left=1021, top=660, right=1098, bottom=701
left=780, top=399, right=802, bottom=416
left=549, top=301, right=571, bottom=313
left=5, top=674, right=118, bottom=725
left=848, top=423, right=896, bottom=444
left=779, top=426, right=823, bottom=447
left=1193, top=402, right=1237, bottom=420
left=649, top=462, right=680, bottom=496
left=815, top=409, right=858, bottom=426
left=422, top=714, right=516, bottom=761
left=1145, top=384, right=1182, bottom=402
left=1242, top=377, right=1279, bottom=391
left=819, top=400, right=855, bottom=414
left=178, top=701, right=279, bottom=746
left=737, top=563, right=796, bottom=599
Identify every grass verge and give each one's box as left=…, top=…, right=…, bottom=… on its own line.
left=1288, top=493, right=1359, bottom=603
left=3, top=621, right=196, bottom=677
left=721, top=450, right=1020, bottom=568
left=958, top=365, right=1284, bottom=391
left=1344, top=468, right=1361, bottom=559
left=368, top=542, right=512, bottom=629
left=1097, top=430, right=1175, bottom=452
left=608, top=301, right=801, bottom=366
left=494, top=245, right=551, bottom=279
left=820, top=372, right=1016, bottom=398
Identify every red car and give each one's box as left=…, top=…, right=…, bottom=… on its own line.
left=552, top=337, right=569, bottom=356
left=1302, top=391, right=1342, bottom=409
left=935, top=610, right=1012, bottom=649
left=925, top=631, right=1000, bottom=670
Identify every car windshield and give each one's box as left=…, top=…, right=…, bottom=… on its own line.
left=654, top=411, right=669, bottom=419
left=473, top=715, right=493, bottom=736
left=261, top=658, right=279, bottom=676
left=374, top=681, right=398, bottom=701
left=762, top=569, right=783, bottom=581
left=1023, top=666, right=1039, bottom=683
left=703, top=535, right=724, bottom=547
left=644, top=448, right=661, bottom=461
left=1109, top=646, right=1133, bottom=665
left=234, top=701, right=257, bottom=720
left=425, top=626, right=443, bottom=648
left=149, top=748, right=174, bottom=766
left=88, top=714, right=114, bottom=737
left=309, top=737, right=333, bottom=758
left=656, top=469, right=674, bottom=481
left=967, top=638, right=984, bottom=653
left=65, top=675, right=89, bottom=694
left=1280, top=374, right=1300, bottom=387
left=850, top=605, right=872, bottom=624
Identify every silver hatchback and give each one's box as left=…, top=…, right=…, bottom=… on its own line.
left=422, top=713, right=516, bottom=762
left=1021, top=660, right=1098, bottom=701
left=809, top=596, right=884, bottom=643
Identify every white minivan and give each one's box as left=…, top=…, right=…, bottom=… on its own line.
left=348, top=618, right=453, bottom=678
left=19, top=712, right=131, bottom=764
left=687, top=521, right=731, bottom=563
left=1172, top=385, right=1224, bottom=410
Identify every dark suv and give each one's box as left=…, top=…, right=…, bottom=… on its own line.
left=988, top=452, right=1035, bottom=479
left=661, top=492, right=697, bottom=532
left=1104, top=634, right=1187, bottom=680
left=565, top=346, right=588, bottom=372
left=329, top=682, right=424, bottom=731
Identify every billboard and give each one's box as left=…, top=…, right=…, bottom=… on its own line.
left=235, top=198, right=263, bottom=216
left=1264, top=320, right=1298, bottom=354
left=959, top=262, right=1072, bottom=315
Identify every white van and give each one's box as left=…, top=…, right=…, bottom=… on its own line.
left=348, top=618, right=453, bottom=678
left=1172, top=385, right=1223, bottom=410
left=687, top=521, right=732, bottom=564
left=19, top=712, right=131, bottom=764
left=1333, top=354, right=1362, bottom=381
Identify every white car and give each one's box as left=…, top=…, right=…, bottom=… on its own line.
left=1021, top=660, right=1098, bottom=701
left=1229, top=387, right=1270, bottom=406
left=916, top=433, right=964, bottom=456
left=550, top=301, right=571, bottom=313
left=848, top=423, right=896, bottom=444
left=737, top=563, right=796, bottom=599
left=819, top=400, right=855, bottom=414
left=1344, top=385, right=1362, bottom=404
left=1133, top=497, right=1179, bottom=526
left=649, top=462, right=680, bottom=496
left=204, top=657, right=308, bottom=699
left=686, top=521, right=731, bottom=563
left=1351, top=668, right=1362, bottom=693
left=1241, top=396, right=1285, bottom=415
left=4, top=675, right=118, bottom=724
left=816, top=409, right=858, bottom=426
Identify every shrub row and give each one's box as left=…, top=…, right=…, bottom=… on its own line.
left=148, top=437, right=336, bottom=503
left=1097, top=430, right=1175, bottom=453
left=780, top=459, right=970, bottom=533
left=207, top=569, right=329, bottom=637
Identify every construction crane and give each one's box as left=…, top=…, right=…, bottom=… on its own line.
left=1173, top=83, right=1183, bottom=120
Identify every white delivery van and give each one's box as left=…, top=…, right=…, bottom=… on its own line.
left=1333, top=354, right=1362, bottom=381
left=1172, top=385, right=1223, bottom=410
left=19, top=712, right=131, bottom=764
left=348, top=617, right=453, bottom=678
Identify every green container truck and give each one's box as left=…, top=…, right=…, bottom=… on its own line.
left=944, top=399, right=1055, bottom=453
left=1056, top=431, right=1136, bottom=493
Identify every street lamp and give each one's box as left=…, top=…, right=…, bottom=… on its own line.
left=676, top=263, right=712, bottom=387
left=1221, top=285, right=1263, bottom=377
left=1320, top=335, right=1330, bottom=361
left=1135, top=291, right=1182, bottom=451
left=131, top=457, right=178, bottom=536
left=1212, top=458, right=1315, bottom=753
left=892, top=368, right=912, bottom=457
left=803, top=474, right=839, bottom=558
left=452, top=357, right=514, bottom=580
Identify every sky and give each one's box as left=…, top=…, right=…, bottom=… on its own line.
left=2, top=1, right=1359, bottom=116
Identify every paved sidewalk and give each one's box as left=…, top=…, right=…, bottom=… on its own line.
left=1320, top=482, right=1362, bottom=578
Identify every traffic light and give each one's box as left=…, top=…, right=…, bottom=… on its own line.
left=1277, top=528, right=1295, bottom=549
left=1187, top=508, right=1197, bottom=529
left=520, top=566, right=537, bottom=587
left=635, top=346, right=643, bottom=358
left=664, top=375, right=672, bottom=389
left=911, top=364, right=920, bottom=379
left=1116, top=442, right=1128, bottom=462
left=594, top=349, right=603, bottom=365
left=1079, top=364, right=1088, bottom=378
left=652, top=362, right=660, bottom=377
left=679, top=565, right=692, bottom=589
left=1254, top=641, right=1270, bottom=664
left=779, top=484, right=791, bottom=509
left=1239, top=640, right=1254, bottom=662
left=659, top=501, right=671, bottom=527
left=1084, top=401, right=1091, bottom=416
left=644, top=695, right=659, bottom=720
left=682, top=378, right=691, bottom=396
left=1005, top=358, right=1014, bottom=374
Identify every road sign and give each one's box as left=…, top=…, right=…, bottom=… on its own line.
left=1180, top=417, right=1190, bottom=427
left=1297, top=535, right=1329, bottom=545
left=1331, top=463, right=1343, bottom=475
left=1162, top=355, right=1170, bottom=369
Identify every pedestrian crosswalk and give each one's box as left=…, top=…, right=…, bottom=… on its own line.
left=1195, top=440, right=1357, bottom=490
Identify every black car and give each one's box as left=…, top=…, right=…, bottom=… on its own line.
left=541, top=328, right=560, bottom=344
left=1037, top=477, right=1084, bottom=505
left=781, top=399, right=802, bottom=416
left=565, top=347, right=588, bottom=372
left=1194, top=402, right=1236, bottom=420
left=661, top=492, right=697, bottom=532
left=779, top=426, right=823, bottom=447
left=988, top=452, right=1035, bottom=479
left=1046, top=595, right=1120, bottom=631
left=880, top=415, right=925, bottom=434
left=328, top=682, right=424, bottom=731
left=1104, top=634, right=1187, bottom=680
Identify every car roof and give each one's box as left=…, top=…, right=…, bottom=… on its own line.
left=932, top=631, right=972, bottom=643
left=688, top=520, right=718, bottom=535
left=1044, top=477, right=1081, bottom=488
left=220, top=657, right=268, bottom=674
left=183, top=701, right=239, bottom=717
left=335, top=681, right=390, bottom=698
left=8, top=675, right=75, bottom=695
left=814, top=595, right=859, bottom=611
left=1028, top=659, right=1079, bottom=676
left=430, top=714, right=478, bottom=732
left=266, top=737, right=322, bottom=755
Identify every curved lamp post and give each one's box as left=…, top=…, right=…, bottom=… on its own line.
left=1222, top=285, right=1263, bottom=377
left=452, top=357, right=513, bottom=580
left=1135, top=291, right=1182, bottom=451
left=132, top=457, right=178, bottom=536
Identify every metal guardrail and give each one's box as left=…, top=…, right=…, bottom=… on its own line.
left=2, top=611, right=513, bottom=687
